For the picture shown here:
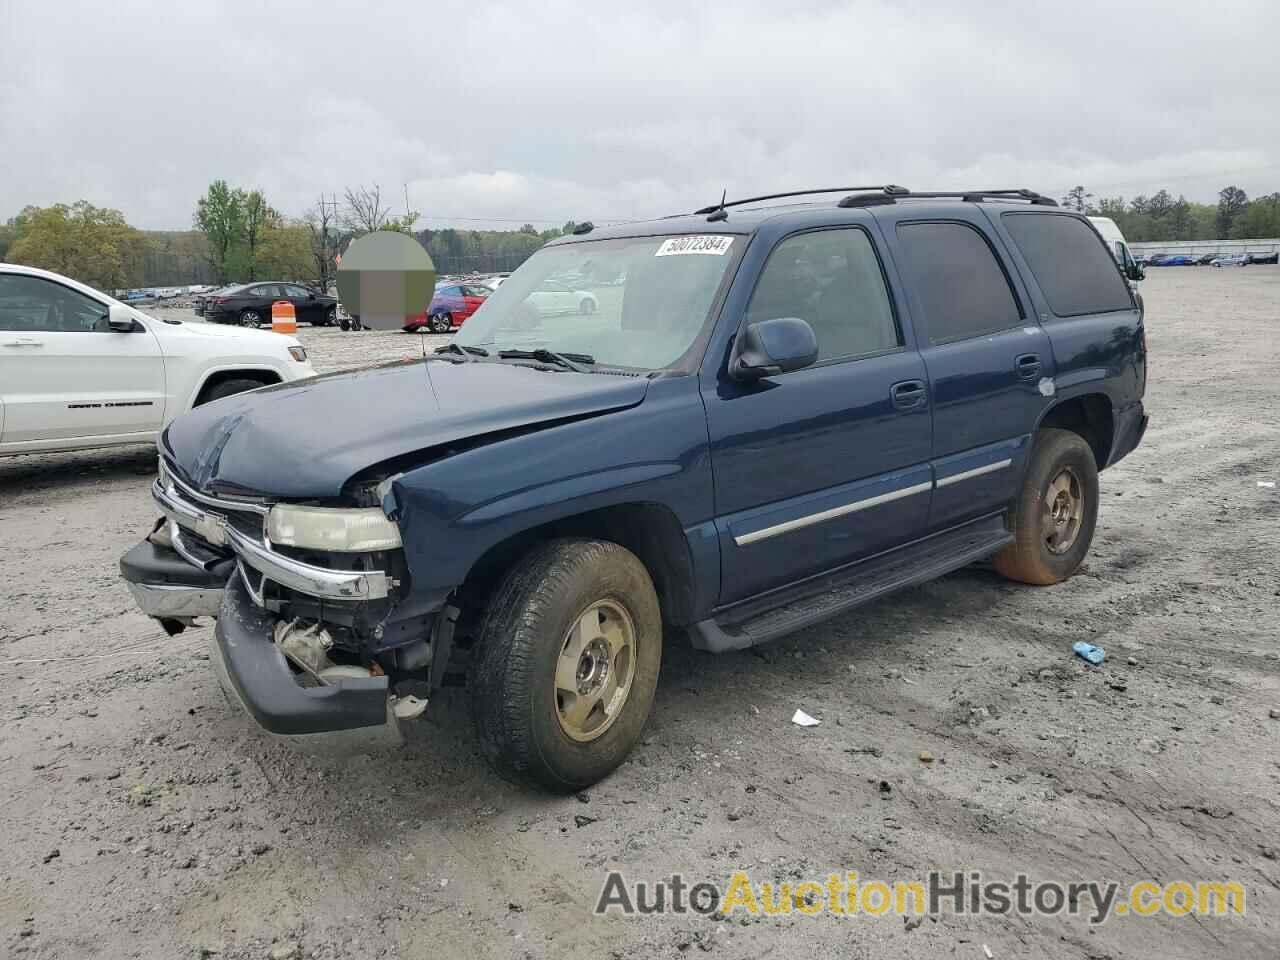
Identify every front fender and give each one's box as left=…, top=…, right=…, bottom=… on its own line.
left=390, top=376, right=715, bottom=600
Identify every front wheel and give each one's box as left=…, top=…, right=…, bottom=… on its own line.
left=470, top=539, right=662, bottom=792
left=322, top=306, right=337, bottom=326
left=579, top=298, right=596, bottom=315
left=993, top=428, right=1099, bottom=585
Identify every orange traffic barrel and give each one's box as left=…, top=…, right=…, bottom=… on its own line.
left=271, top=299, right=297, bottom=334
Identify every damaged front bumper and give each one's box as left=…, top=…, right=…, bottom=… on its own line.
left=118, top=460, right=429, bottom=745
left=211, top=576, right=402, bottom=742
left=120, top=537, right=231, bottom=630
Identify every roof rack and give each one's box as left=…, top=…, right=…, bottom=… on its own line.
left=837, top=187, right=1057, bottom=208
left=693, top=185, right=909, bottom=216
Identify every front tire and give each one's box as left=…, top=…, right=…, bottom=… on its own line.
left=993, top=428, right=1099, bottom=585
left=322, top=306, right=337, bottom=326
left=470, top=539, right=662, bottom=792
left=579, top=298, right=595, bottom=315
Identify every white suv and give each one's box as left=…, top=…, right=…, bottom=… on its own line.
left=0, top=264, right=316, bottom=457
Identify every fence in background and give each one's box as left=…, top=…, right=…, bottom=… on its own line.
left=1130, top=238, right=1280, bottom=257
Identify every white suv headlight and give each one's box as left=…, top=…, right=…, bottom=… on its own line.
left=267, top=504, right=402, bottom=552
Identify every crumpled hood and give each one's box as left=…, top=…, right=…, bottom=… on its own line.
left=162, top=359, right=650, bottom=499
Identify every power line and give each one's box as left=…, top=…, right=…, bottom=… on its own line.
left=414, top=214, right=636, bottom=225
left=1044, top=164, right=1280, bottom=198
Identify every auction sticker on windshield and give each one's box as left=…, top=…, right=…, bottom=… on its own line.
left=655, top=235, right=734, bottom=256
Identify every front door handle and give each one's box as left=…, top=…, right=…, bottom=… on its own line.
left=1015, top=353, right=1041, bottom=380
left=3, top=337, right=43, bottom=347
left=890, top=379, right=927, bottom=410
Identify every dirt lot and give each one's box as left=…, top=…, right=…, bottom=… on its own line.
left=1, top=270, right=1277, bottom=960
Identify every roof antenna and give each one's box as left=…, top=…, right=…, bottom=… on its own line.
left=706, top=189, right=728, bottom=222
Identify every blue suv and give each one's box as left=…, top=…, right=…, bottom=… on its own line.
left=120, top=186, right=1147, bottom=791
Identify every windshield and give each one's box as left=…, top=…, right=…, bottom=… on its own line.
left=453, top=234, right=738, bottom=371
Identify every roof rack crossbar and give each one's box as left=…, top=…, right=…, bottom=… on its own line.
left=693, top=185, right=909, bottom=215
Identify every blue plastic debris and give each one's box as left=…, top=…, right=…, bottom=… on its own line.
left=1073, top=641, right=1105, bottom=666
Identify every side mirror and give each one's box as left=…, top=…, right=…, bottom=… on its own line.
left=730, top=317, right=819, bottom=382
left=1125, top=261, right=1145, bottom=282
left=107, top=303, right=137, bottom=332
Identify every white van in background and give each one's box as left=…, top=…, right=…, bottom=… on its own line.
left=1089, top=216, right=1145, bottom=316
left=1089, top=217, right=1139, bottom=270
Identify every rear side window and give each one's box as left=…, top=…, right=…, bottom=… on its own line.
left=1002, top=213, right=1133, bottom=316
left=895, top=221, right=1022, bottom=344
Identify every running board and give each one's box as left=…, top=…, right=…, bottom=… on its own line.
left=690, top=514, right=1012, bottom=652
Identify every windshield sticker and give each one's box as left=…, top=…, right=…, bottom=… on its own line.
left=655, top=236, right=734, bottom=257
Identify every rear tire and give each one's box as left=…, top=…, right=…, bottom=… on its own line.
left=993, top=428, right=1099, bottom=585
left=429, top=312, right=452, bottom=333
left=238, top=309, right=262, bottom=328
left=195, top=377, right=265, bottom=406
left=470, top=539, right=662, bottom=792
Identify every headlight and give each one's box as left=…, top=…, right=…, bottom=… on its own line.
left=267, top=504, right=402, bottom=552
left=288, top=345, right=308, bottom=362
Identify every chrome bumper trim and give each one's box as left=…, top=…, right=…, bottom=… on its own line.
left=151, top=479, right=390, bottom=602
left=126, top=581, right=225, bottom=619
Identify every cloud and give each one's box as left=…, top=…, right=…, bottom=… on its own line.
left=3, top=0, right=1278, bottom=229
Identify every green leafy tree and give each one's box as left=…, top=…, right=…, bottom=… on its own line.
left=256, top=221, right=314, bottom=281
left=1217, top=186, right=1248, bottom=237
left=1147, top=190, right=1174, bottom=219
left=7, top=201, right=146, bottom=291
left=1230, top=193, right=1280, bottom=239
left=241, top=190, right=280, bottom=281
left=194, top=180, right=246, bottom=283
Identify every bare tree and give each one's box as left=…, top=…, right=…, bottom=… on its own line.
left=342, top=184, right=392, bottom=235
left=305, top=196, right=339, bottom=290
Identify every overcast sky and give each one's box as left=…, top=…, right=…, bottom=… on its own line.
left=4, top=0, right=1279, bottom=230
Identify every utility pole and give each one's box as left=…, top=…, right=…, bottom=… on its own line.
left=318, top=194, right=340, bottom=291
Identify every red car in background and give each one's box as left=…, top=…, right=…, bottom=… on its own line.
left=404, top=282, right=489, bottom=333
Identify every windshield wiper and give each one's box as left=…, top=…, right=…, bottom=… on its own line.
left=433, top=342, right=489, bottom=361
left=497, top=348, right=594, bottom=372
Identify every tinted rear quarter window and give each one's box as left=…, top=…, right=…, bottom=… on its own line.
left=895, top=221, right=1022, bottom=344
left=1002, top=212, right=1133, bottom=316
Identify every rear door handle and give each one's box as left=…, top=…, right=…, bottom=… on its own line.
left=890, top=379, right=927, bottom=410
left=1015, top=353, right=1041, bottom=380
left=3, top=337, right=43, bottom=347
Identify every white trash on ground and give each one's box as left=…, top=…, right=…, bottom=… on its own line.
left=791, top=709, right=821, bottom=727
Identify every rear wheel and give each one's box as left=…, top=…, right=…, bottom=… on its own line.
left=238, top=309, right=263, bottom=328
left=579, top=298, right=595, bottom=315
left=993, top=428, right=1099, bottom=585
left=429, top=312, right=453, bottom=333
left=470, top=539, right=662, bottom=792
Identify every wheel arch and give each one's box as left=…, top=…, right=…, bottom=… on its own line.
left=1034, top=392, right=1115, bottom=469
left=188, top=366, right=282, bottom=410
left=458, top=502, right=697, bottom=627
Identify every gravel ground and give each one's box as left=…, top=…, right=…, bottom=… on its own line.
left=1, top=270, right=1277, bottom=960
